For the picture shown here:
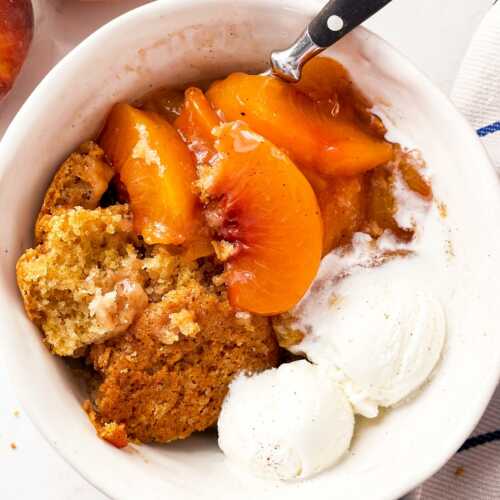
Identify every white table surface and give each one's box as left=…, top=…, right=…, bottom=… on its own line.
left=0, top=0, right=493, bottom=498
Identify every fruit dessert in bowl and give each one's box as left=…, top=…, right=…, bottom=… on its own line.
left=1, top=1, right=500, bottom=499
left=17, top=53, right=437, bottom=459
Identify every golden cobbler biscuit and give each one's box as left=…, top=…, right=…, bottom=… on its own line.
left=86, top=271, right=279, bottom=443
left=16, top=204, right=194, bottom=357
left=16, top=205, right=148, bottom=356
left=35, top=141, right=113, bottom=242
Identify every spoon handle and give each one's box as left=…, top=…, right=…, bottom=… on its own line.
left=309, top=0, right=393, bottom=48
left=270, top=0, right=393, bottom=82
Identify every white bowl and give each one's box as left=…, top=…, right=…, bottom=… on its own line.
left=1, top=1, right=500, bottom=499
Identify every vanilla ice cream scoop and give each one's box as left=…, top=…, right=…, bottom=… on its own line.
left=218, top=360, right=354, bottom=480
left=291, top=258, right=446, bottom=418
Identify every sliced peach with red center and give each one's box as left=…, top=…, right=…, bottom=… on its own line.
left=205, top=121, right=322, bottom=315
left=174, top=85, right=366, bottom=257
left=99, top=103, right=199, bottom=245
left=206, top=73, right=393, bottom=177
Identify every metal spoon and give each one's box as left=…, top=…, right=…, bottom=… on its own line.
left=269, top=0, right=393, bottom=82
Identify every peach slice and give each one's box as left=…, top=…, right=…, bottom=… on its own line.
left=99, top=103, right=198, bottom=245
left=175, top=87, right=220, bottom=161
left=296, top=57, right=388, bottom=139
left=206, top=73, right=393, bottom=177
left=205, top=122, right=323, bottom=315
left=294, top=56, right=352, bottom=104
left=0, top=0, right=33, bottom=99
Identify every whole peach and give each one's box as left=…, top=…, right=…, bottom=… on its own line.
left=0, top=0, right=34, bottom=100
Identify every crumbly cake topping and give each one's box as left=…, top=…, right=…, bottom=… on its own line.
left=35, top=141, right=113, bottom=242
left=87, top=274, right=278, bottom=443
left=17, top=205, right=144, bottom=356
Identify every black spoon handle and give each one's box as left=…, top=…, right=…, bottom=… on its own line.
left=309, top=0, right=393, bottom=48
left=270, top=0, right=394, bottom=82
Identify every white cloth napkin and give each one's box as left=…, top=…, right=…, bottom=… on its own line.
left=407, top=4, right=500, bottom=499
left=451, top=1, right=500, bottom=174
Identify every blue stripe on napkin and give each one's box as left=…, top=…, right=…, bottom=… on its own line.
left=458, top=429, right=500, bottom=452
left=477, top=121, right=500, bottom=137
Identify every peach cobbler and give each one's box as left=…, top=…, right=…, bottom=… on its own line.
left=16, top=57, right=439, bottom=474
